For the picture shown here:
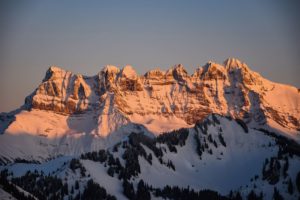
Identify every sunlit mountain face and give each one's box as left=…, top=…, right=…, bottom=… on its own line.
left=0, top=58, right=300, bottom=200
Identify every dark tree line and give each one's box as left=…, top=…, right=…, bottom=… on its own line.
left=195, top=114, right=222, bottom=136
left=256, top=127, right=300, bottom=196
left=247, top=190, right=263, bottom=200
left=194, top=133, right=203, bottom=159
left=256, top=128, right=300, bottom=156
left=123, top=179, right=135, bottom=199
left=14, top=158, right=40, bottom=164
left=82, top=179, right=116, bottom=200
left=81, top=145, right=142, bottom=180
left=9, top=170, right=66, bottom=200
left=297, top=171, right=300, bottom=193
left=1, top=168, right=117, bottom=200
left=153, top=184, right=228, bottom=200
left=122, top=178, right=235, bottom=200
left=128, top=132, right=163, bottom=158
left=81, top=132, right=177, bottom=180
left=218, top=133, right=226, bottom=147
left=235, top=118, right=248, bottom=133
left=123, top=179, right=151, bottom=200
left=262, top=157, right=281, bottom=185
left=272, top=187, right=284, bottom=200
left=81, top=149, right=108, bottom=163
left=157, top=128, right=189, bottom=153
left=70, top=158, right=86, bottom=177
left=0, top=169, right=35, bottom=200
left=194, top=131, right=225, bottom=159
left=211, top=114, right=221, bottom=125
left=193, top=114, right=228, bottom=159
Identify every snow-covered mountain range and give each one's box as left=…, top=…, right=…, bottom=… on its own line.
left=0, top=58, right=299, bottom=200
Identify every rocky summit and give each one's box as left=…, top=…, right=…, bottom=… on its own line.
left=27, top=58, right=299, bottom=132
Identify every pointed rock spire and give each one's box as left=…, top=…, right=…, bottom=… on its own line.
left=43, top=65, right=68, bottom=82
left=101, top=65, right=120, bottom=74
left=224, top=58, right=249, bottom=71
left=192, top=61, right=226, bottom=80
left=166, top=64, right=189, bottom=81
left=98, top=65, right=120, bottom=82
left=120, top=65, right=138, bottom=79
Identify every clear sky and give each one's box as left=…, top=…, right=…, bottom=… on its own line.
left=0, top=0, right=299, bottom=112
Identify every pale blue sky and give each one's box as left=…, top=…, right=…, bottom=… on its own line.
left=0, top=0, right=299, bottom=112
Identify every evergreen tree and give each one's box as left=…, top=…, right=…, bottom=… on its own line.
left=63, top=182, right=69, bottom=195
left=75, top=180, right=79, bottom=190
left=273, top=187, right=283, bottom=200
left=194, top=133, right=202, bottom=159
left=122, top=179, right=135, bottom=199
left=136, top=180, right=151, bottom=200
left=218, top=133, right=226, bottom=147
left=82, top=179, right=116, bottom=200
left=296, top=171, right=300, bottom=192
left=247, top=190, right=260, bottom=200
left=231, top=191, right=242, bottom=200
left=288, top=178, right=294, bottom=194
left=283, top=157, right=289, bottom=178
left=107, top=167, right=114, bottom=177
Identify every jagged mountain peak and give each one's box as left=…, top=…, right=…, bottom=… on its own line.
left=224, top=57, right=249, bottom=71
left=144, top=68, right=165, bottom=79
left=202, top=61, right=226, bottom=74
left=98, top=65, right=120, bottom=87
left=120, top=65, right=138, bottom=79
left=41, top=59, right=260, bottom=85
left=48, top=65, right=65, bottom=72
left=101, top=65, right=120, bottom=74
left=191, top=61, right=226, bottom=81
left=167, top=64, right=187, bottom=73
left=173, top=63, right=186, bottom=70
left=43, top=65, right=70, bottom=81
left=165, top=64, right=189, bottom=81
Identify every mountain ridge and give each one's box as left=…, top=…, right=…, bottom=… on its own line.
left=0, top=57, right=299, bottom=163
left=26, top=58, right=300, bottom=132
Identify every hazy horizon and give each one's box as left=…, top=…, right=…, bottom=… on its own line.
left=1, top=0, right=300, bottom=112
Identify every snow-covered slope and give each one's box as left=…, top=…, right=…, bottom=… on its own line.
left=0, top=188, right=17, bottom=200
left=1, top=115, right=299, bottom=199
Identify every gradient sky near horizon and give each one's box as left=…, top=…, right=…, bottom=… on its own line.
left=0, top=0, right=299, bottom=112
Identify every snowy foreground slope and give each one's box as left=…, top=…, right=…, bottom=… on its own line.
left=0, top=58, right=300, bottom=199
left=0, top=115, right=299, bottom=200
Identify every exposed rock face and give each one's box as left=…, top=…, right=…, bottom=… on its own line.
left=118, top=65, right=143, bottom=91
left=26, top=58, right=300, bottom=131
left=31, top=66, right=98, bottom=114
left=98, top=65, right=120, bottom=93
